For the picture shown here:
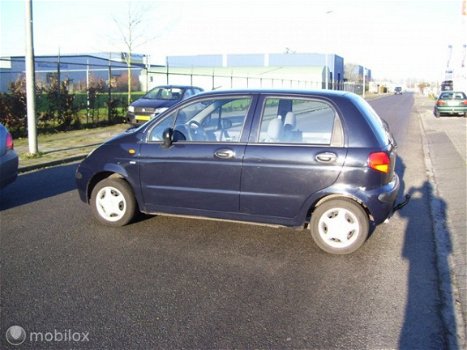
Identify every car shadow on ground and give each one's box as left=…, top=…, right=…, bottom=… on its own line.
left=396, top=156, right=457, bottom=349
left=0, top=163, right=79, bottom=211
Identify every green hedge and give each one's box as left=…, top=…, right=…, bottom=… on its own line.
left=1, top=91, right=147, bottom=137
left=34, top=92, right=145, bottom=113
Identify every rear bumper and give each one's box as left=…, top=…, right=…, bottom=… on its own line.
left=377, top=174, right=400, bottom=204
left=435, top=106, right=467, bottom=115
left=368, top=174, right=400, bottom=224
left=0, top=150, right=18, bottom=189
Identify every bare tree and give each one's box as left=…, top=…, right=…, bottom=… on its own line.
left=344, top=63, right=362, bottom=83
left=113, top=2, right=153, bottom=106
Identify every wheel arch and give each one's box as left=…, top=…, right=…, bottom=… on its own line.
left=86, top=172, right=124, bottom=203
left=308, top=194, right=373, bottom=223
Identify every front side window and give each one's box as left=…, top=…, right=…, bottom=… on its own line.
left=148, top=112, right=176, bottom=141
left=257, top=97, right=341, bottom=145
left=148, top=97, right=252, bottom=143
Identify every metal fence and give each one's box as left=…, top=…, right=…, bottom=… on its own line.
left=143, top=69, right=325, bottom=91
left=1, top=56, right=366, bottom=96
left=1, top=56, right=366, bottom=119
left=140, top=68, right=364, bottom=94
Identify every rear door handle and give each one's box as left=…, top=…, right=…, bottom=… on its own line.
left=316, top=152, right=337, bottom=163
left=214, top=149, right=235, bottom=159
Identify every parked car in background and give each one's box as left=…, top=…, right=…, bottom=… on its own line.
left=76, top=89, right=403, bottom=255
left=434, top=91, right=467, bottom=118
left=394, top=86, right=402, bottom=95
left=126, top=85, right=204, bottom=124
left=0, top=123, right=18, bottom=189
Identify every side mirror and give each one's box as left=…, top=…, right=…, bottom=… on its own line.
left=162, top=128, right=173, bottom=148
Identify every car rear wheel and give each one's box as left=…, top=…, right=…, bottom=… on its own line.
left=310, top=198, right=369, bottom=254
left=91, top=178, right=137, bottom=226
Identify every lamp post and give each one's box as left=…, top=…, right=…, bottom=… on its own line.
left=25, top=0, right=37, bottom=154
left=362, top=66, right=366, bottom=98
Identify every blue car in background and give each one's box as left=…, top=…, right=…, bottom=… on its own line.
left=76, top=89, right=404, bottom=254
left=126, top=85, right=204, bottom=124
left=0, top=123, right=18, bottom=189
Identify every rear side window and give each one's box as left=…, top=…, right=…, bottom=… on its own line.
left=257, top=97, right=343, bottom=146
left=352, top=95, right=392, bottom=147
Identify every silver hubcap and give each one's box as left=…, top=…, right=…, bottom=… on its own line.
left=318, top=207, right=360, bottom=248
left=95, top=186, right=126, bottom=222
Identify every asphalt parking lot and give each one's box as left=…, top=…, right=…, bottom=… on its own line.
left=1, top=93, right=466, bottom=349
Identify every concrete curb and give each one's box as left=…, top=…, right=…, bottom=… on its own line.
left=418, top=110, right=466, bottom=350
left=18, top=154, right=86, bottom=174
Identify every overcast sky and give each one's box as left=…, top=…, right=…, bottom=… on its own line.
left=0, top=0, right=466, bottom=82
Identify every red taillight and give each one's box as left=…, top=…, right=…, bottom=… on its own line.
left=6, top=132, right=14, bottom=150
left=368, top=152, right=390, bottom=173
left=437, top=100, right=446, bottom=106
left=463, top=100, right=467, bottom=106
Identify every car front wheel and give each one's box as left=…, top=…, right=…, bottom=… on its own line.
left=91, top=178, right=137, bottom=226
left=310, top=198, right=369, bottom=254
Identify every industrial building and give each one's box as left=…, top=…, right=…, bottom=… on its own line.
left=0, top=53, right=147, bottom=93
left=0, top=52, right=371, bottom=93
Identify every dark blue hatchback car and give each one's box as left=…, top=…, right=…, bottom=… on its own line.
left=76, top=89, right=400, bottom=254
left=126, top=85, right=204, bottom=124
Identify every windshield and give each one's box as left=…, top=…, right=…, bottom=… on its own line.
left=143, top=87, right=185, bottom=100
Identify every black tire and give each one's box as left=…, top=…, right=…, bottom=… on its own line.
left=90, top=177, right=137, bottom=226
left=434, top=110, right=440, bottom=118
left=310, top=198, right=369, bottom=254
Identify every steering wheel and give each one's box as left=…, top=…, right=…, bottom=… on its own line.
left=188, top=120, right=207, bottom=141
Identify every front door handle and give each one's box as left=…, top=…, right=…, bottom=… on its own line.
left=214, top=149, right=235, bottom=159
left=316, top=152, right=337, bottom=163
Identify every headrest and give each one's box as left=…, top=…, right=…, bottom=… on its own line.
left=267, top=118, right=283, bottom=141
left=284, top=111, right=296, bottom=129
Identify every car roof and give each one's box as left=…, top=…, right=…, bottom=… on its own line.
left=152, top=85, right=204, bottom=90
left=196, top=88, right=353, bottom=98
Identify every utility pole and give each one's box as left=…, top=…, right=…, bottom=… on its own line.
left=25, top=0, right=38, bottom=154
left=362, top=66, right=366, bottom=98
left=57, top=48, right=61, bottom=93
left=86, top=59, right=90, bottom=123
left=108, top=53, right=112, bottom=122
left=126, top=52, right=132, bottom=106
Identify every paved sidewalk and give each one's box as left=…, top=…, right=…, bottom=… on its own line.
left=15, top=123, right=128, bottom=172
left=416, top=94, right=467, bottom=348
